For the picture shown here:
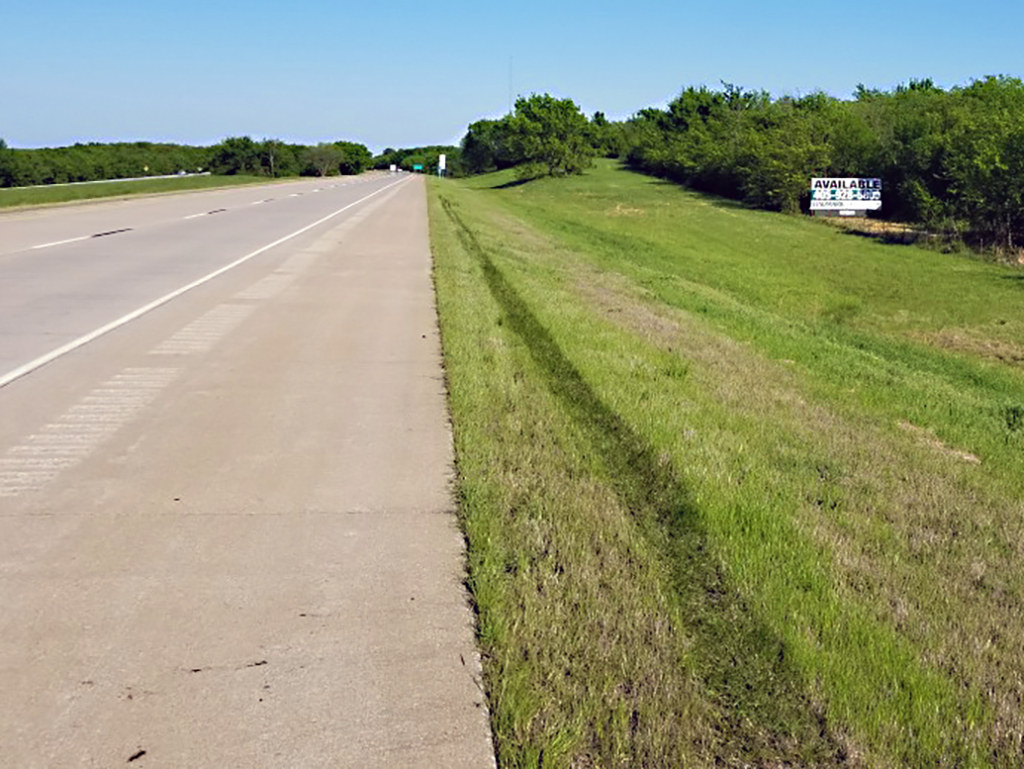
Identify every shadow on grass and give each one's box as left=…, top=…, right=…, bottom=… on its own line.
left=612, top=163, right=764, bottom=214
left=440, top=193, right=850, bottom=765
left=835, top=226, right=927, bottom=246
left=489, top=177, right=535, bottom=190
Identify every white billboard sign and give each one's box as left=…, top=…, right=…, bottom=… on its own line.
left=810, top=178, right=882, bottom=212
left=438, top=154, right=447, bottom=171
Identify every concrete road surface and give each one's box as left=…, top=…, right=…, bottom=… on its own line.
left=0, top=176, right=495, bottom=767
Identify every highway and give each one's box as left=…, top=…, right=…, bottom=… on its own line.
left=0, top=176, right=495, bottom=767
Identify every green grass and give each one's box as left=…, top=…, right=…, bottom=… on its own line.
left=0, top=174, right=276, bottom=209
left=428, top=161, right=1024, bottom=766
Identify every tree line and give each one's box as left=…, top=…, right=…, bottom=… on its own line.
left=0, top=137, right=373, bottom=187
left=371, top=146, right=462, bottom=176
left=457, top=77, right=1024, bottom=251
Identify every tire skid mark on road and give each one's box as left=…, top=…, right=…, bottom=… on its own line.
left=0, top=367, right=180, bottom=498
left=149, top=304, right=255, bottom=356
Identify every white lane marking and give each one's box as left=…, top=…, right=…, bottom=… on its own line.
left=0, top=367, right=180, bottom=497
left=150, top=303, right=254, bottom=355
left=32, top=236, right=90, bottom=250
left=184, top=213, right=206, bottom=220
left=0, top=177, right=410, bottom=390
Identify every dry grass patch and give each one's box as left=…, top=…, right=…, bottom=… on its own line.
left=897, top=420, right=981, bottom=463
left=606, top=203, right=645, bottom=217
left=913, top=328, right=1024, bottom=367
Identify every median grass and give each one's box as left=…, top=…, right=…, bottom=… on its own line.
left=0, top=174, right=273, bottom=209
left=428, top=160, right=1024, bottom=766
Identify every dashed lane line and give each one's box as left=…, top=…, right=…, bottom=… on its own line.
left=32, top=236, right=90, bottom=250
left=0, top=176, right=410, bottom=390
left=25, top=178, right=379, bottom=250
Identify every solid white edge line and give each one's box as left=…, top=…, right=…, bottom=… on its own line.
left=183, top=213, right=206, bottom=219
left=32, top=236, right=89, bottom=250
left=0, top=176, right=411, bottom=390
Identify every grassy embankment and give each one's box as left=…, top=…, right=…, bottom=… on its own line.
left=0, top=174, right=273, bottom=209
left=428, top=160, right=1024, bottom=767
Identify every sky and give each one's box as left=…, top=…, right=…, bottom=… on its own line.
left=2, top=0, right=1022, bottom=153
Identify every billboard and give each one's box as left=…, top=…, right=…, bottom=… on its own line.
left=810, top=178, right=882, bottom=214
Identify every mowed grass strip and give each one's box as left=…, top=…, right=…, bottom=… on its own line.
left=429, top=163, right=1024, bottom=766
left=0, top=174, right=272, bottom=209
left=430, top=188, right=848, bottom=767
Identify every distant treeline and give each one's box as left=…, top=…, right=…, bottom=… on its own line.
left=371, top=145, right=462, bottom=176
left=0, top=137, right=373, bottom=187
left=459, top=76, right=1024, bottom=251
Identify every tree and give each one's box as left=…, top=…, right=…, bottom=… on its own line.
left=333, top=141, right=372, bottom=175
left=259, top=139, right=290, bottom=177
left=461, top=118, right=518, bottom=174
left=590, top=113, right=629, bottom=158
left=0, top=138, right=12, bottom=187
left=304, top=144, right=342, bottom=177
left=944, top=76, right=1024, bottom=248
left=508, top=94, right=595, bottom=178
left=209, top=137, right=260, bottom=175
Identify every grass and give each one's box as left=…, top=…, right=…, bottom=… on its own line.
left=428, top=160, right=1024, bottom=766
left=0, top=174, right=275, bottom=209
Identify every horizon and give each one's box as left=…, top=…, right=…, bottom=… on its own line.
left=5, top=72, right=1018, bottom=154
left=2, top=0, right=1021, bottom=153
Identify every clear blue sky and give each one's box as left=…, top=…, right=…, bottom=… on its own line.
left=2, top=0, right=1021, bottom=152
